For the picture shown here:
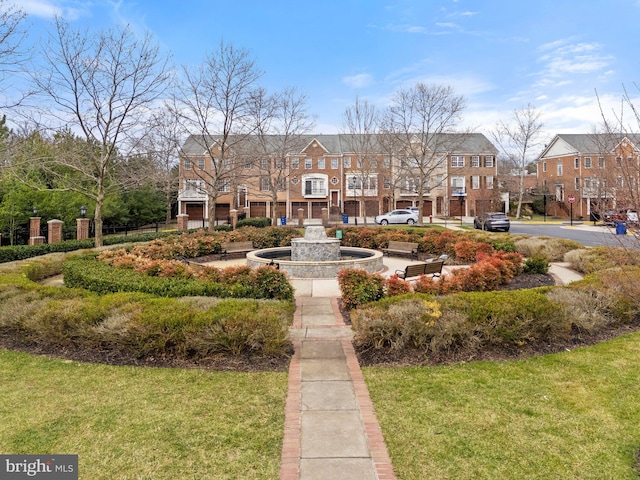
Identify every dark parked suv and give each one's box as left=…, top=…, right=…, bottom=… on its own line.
left=474, top=212, right=510, bottom=232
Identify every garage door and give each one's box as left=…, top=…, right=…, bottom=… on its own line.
left=344, top=200, right=359, bottom=217
left=311, top=201, right=328, bottom=218
left=186, top=203, right=204, bottom=220
left=250, top=202, right=267, bottom=218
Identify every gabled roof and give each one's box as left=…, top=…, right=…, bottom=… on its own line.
left=538, top=133, right=640, bottom=159
left=181, top=133, right=498, bottom=156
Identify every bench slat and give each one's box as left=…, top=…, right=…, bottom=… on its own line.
left=382, top=241, right=419, bottom=259
left=395, top=260, right=444, bottom=279
left=220, top=241, right=254, bottom=258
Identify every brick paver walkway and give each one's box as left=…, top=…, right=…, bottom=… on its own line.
left=280, top=297, right=396, bottom=480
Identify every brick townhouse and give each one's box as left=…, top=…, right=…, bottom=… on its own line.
left=178, top=133, right=500, bottom=225
left=536, top=133, right=640, bottom=219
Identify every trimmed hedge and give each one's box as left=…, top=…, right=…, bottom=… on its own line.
left=63, top=254, right=294, bottom=301
left=0, top=278, right=295, bottom=359
left=236, top=217, right=272, bottom=228
left=0, top=231, right=180, bottom=264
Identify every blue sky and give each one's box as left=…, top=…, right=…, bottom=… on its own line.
left=13, top=0, right=640, bottom=140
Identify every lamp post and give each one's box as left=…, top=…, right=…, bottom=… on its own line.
left=32, top=206, right=37, bottom=216
left=352, top=175, right=358, bottom=225
left=459, top=195, right=464, bottom=225
left=80, top=205, right=87, bottom=218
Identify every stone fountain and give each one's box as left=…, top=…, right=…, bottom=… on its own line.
left=246, top=226, right=383, bottom=279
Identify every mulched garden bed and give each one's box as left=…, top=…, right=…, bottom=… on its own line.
left=0, top=332, right=292, bottom=372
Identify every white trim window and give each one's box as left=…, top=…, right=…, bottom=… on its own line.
left=331, top=158, right=338, bottom=169
left=343, top=157, right=351, bottom=168
left=318, top=157, right=325, bottom=169
left=471, top=156, right=480, bottom=167
left=450, top=176, right=465, bottom=194
left=184, top=159, right=192, bottom=169
left=197, top=159, right=205, bottom=169
left=305, top=158, right=312, bottom=169
left=260, top=177, right=270, bottom=191
left=484, top=156, right=494, bottom=167
left=485, top=175, right=494, bottom=189
left=261, top=158, right=270, bottom=170
left=471, top=175, right=480, bottom=189
left=451, top=156, right=465, bottom=167
left=185, top=179, right=204, bottom=192
left=557, top=161, right=563, bottom=176
left=574, top=158, right=579, bottom=169
left=304, top=176, right=327, bottom=196
left=291, top=158, right=299, bottom=169
left=584, top=157, right=592, bottom=168
left=217, top=179, right=230, bottom=193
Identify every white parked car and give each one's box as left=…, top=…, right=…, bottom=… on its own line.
left=375, top=209, right=419, bottom=225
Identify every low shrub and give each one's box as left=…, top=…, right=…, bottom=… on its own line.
left=351, top=295, right=442, bottom=350
left=351, top=288, right=570, bottom=354
left=63, top=254, right=294, bottom=301
left=0, top=272, right=295, bottom=359
left=0, top=231, right=180, bottom=264
left=565, top=246, right=640, bottom=274
left=338, top=269, right=384, bottom=310
left=384, top=275, right=412, bottom=297
left=523, top=253, right=550, bottom=274
left=453, top=240, right=494, bottom=262
left=237, top=217, right=272, bottom=228
left=515, top=237, right=582, bottom=261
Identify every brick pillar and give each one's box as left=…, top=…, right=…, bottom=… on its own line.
left=48, top=219, right=63, bottom=244
left=321, top=207, right=329, bottom=226
left=30, top=217, right=41, bottom=238
left=29, top=217, right=45, bottom=245
left=77, top=217, right=90, bottom=240
left=230, top=209, right=238, bottom=229
left=177, top=214, right=189, bottom=231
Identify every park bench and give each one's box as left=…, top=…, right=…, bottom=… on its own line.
left=382, top=241, right=419, bottom=259
left=220, top=241, right=254, bottom=259
left=395, top=260, right=444, bottom=280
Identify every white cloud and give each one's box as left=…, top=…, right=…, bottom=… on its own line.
left=17, top=0, right=84, bottom=20
left=342, top=73, right=374, bottom=89
left=536, top=40, right=613, bottom=79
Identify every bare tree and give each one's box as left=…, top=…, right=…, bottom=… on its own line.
left=492, top=104, right=545, bottom=219
left=139, top=104, right=182, bottom=223
left=0, top=0, right=27, bottom=107
left=249, top=86, right=313, bottom=224
left=341, top=96, right=379, bottom=225
left=176, top=41, right=262, bottom=225
left=380, top=83, right=466, bottom=223
left=27, top=18, right=170, bottom=246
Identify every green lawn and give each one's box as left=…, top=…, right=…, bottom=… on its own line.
left=0, top=350, right=287, bottom=479
left=364, top=331, right=640, bottom=480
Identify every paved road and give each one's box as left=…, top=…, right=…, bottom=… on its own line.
left=508, top=223, right=640, bottom=249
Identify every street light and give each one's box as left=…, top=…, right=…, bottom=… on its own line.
left=352, top=175, right=358, bottom=225
left=80, top=205, right=87, bottom=218
left=459, top=195, right=464, bottom=225
left=32, top=206, right=37, bottom=216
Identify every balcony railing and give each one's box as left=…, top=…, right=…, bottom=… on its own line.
left=347, top=188, right=378, bottom=197
left=451, top=187, right=466, bottom=196
left=178, top=188, right=207, bottom=200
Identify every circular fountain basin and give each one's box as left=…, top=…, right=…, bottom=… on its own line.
left=247, top=246, right=384, bottom=279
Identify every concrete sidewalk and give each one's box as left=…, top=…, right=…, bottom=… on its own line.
left=280, top=297, right=396, bottom=480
